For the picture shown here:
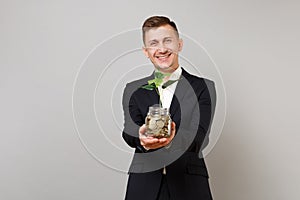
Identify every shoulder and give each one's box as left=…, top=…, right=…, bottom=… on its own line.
left=126, top=76, right=150, bottom=88
left=182, top=68, right=215, bottom=89
left=123, top=75, right=153, bottom=97
left=124, top=75, right=151, bottom=91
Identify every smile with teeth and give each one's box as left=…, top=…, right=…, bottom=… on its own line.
left=155, top=53, right=172, bottom=61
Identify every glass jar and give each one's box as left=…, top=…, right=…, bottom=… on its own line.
left=145, top=105, right=171, bottom=138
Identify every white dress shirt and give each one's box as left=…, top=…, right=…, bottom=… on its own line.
left=157, top=66, right=182, bottom=109
left=142, top=67, right=182, bottom=153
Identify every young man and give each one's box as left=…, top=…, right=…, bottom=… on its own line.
left=122, top=16, right=216, bottom=200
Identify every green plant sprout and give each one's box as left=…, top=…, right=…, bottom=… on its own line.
left=141, top=70, right=181, bottom=106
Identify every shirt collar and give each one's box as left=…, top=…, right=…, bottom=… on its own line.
left=169, top=66, right=182, bottom=80
left=155, top=66, right=182, bottom=81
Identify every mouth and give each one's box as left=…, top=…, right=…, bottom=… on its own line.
left=155, top=52, right=172, bottom=62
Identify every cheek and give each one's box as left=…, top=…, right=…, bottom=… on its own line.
left=148, top=52, right=157, bottom=60
left=147, top=48, right=156, bottom=56
left=166, top=43, right=180, bottom=52
left=144, top=49, right=154, bottom=58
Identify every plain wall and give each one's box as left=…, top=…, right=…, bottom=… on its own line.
left=1, top=0, right=300, bottom=199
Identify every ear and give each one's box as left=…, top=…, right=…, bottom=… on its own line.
left=178, top=38, right=183, bottom=51
left=142, top=46, right=149, bottom=58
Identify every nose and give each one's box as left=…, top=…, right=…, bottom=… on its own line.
left=157, top=43, right=168, bottom=53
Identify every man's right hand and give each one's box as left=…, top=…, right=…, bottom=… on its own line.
left=139, top=122, right=176, bottom=150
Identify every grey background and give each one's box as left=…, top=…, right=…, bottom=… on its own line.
left=1, top=0, right=299, bottom=199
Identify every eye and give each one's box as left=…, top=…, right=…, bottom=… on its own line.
left=165, top=38, right=172, bottom=43
left=149, top=41, right=158, bottom=46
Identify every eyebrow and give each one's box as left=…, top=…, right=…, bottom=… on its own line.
left=147, top=37, right=173, bottom=43
left=148, top=39, right=158, bottom=43
left=146, top=40, right=159, bottom=46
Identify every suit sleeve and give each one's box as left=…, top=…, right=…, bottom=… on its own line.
left=171, top=80, right=216, bottom=153
left=190, top=80, right=216, bottom=151
left=121, top=83, right=147, bottom=153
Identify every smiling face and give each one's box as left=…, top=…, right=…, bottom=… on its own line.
left=143, top=24, right=183, bottom=73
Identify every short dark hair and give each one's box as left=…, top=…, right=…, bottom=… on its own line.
left=142, top=16, right=179, bottom=43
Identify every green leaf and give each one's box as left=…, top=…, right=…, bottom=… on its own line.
left=154, top=71, right=165, bottom=79
left=141, top=70, right=174, bottom=91
left=148, top=77, right=163, bottom=87
left=141, top=82, right=156, bottom=90
left=153, top=79, right=163, bottom=87
left=154, top=71, right=171, bottom=79
left=147, top=79, right=155, bottom=85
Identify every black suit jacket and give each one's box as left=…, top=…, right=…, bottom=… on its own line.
left=122, top=68, right=216, bottom=200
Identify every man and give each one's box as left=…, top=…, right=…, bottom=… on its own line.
left=122, top=16, right=216, bottom=200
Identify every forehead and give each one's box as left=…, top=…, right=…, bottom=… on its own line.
left=144, top=25, right=178, bottom=41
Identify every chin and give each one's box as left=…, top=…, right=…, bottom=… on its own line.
left=156, top=62, right=172, bottom=69
left=158, top=65, right=170, bottom=70
left=157, top=65, right=174, bottom=73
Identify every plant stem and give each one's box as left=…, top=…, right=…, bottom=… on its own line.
left=154, top=87, right=162, bottom=107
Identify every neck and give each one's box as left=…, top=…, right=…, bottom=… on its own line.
left=156, top=65, right=179, bottom=74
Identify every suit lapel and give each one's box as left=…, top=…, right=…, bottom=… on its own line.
left=170, top=68, right=191, bottom=120
left=140, top=69, right=192, bottom=120
left=141, top=73, right=160, bottom=110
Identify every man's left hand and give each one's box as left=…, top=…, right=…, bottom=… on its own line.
left=139, top=122, right=176, bottom=150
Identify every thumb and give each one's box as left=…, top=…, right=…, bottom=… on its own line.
left=139, top=124, right=147, bottom=135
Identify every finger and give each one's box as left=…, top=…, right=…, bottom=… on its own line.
left=140, top=135, right=156, bottom=147
left=143, top=137, right=164, bottom=148
left=144, top=143, right=164, bottom=149
left=171, top=122, right=176, bottom=132
left=139, top=124, right=147, bottom=135
left=140, top=137, right=159, bottom=145
left=158, top=138, right=167, bottom=143
left=150, top=140, right=171, bottom=149
left=148, top=138, right=170, bottom=148
left=161, top=138, right=172, bottom=146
